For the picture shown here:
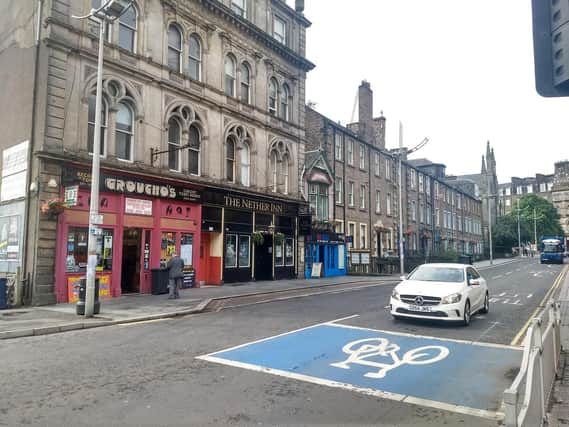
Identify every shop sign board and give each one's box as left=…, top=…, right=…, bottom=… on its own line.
left=1, top=141, right=29, bottom=202
left=202, top=189, right=301, bottom=216
left=62, top=168, right=201, bottom=203
left=311, top=262, right=322, bottom=278
left=125, top=197, right=153, bottom=216
left=351, top=252, right=360, bottom=265
left=64, top=185, right=79, bottom=207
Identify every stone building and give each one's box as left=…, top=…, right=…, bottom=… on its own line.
left=0, top=0, right=314, bottom=305
left=305, top=81, right=483, bottom=273
left=552, top=160, right=569, bottom=245
left=453, top=142, right=498, bottom=252
left=497, top=174, right=555, bottom=216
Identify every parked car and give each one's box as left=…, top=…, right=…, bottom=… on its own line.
left=390, top=263, right=489, bottom=326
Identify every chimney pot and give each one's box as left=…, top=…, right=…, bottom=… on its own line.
left=295, top=0, right=304, bottom=12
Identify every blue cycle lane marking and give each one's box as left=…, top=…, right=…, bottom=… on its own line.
left=197, top=321, right=523, bottom=419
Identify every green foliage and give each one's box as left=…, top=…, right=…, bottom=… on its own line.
left=493, top=195, right=563, bottom=249
left=252, top=232, right=264, bottom=246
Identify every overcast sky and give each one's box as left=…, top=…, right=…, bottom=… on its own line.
left=291, top=0, right=569, bottom=183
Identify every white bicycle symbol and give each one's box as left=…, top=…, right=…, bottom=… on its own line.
left=330, top=337, right=450, bottom=379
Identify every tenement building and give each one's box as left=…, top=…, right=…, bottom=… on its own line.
left=0, top=0, right=314, bottom=304
left=497, top=174, right=555, bottom=216
left=552, top=161, right=569, bottom=246
left=305, top=82, right=483, bottom=273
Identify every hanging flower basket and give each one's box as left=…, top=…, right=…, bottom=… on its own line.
left=252, top=231, right=264, bottom=246
left=41, top=198, right=66, bottom=217
left=274, top=232, right=285, bottom=245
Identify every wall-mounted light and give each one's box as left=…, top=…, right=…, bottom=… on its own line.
left=47, top=178, right=58, bottom=188
left=29, top=181, right=38, bottom=193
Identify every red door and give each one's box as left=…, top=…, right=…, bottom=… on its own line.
left=198, top=233, right=210, bottom=285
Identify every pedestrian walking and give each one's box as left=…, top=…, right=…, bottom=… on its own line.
left=166, top=251, right=184, bottom=299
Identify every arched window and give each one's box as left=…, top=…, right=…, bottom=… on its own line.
left=168, top=25, right=182, bottom=72
left=224, top=55, right=236, bottom=97
left=226, top=138, right=236, bottom=182
left=240, top=62, right=251, bottom=104
left=280, top=84, right=290, bottom=121
left=87, top=94, right=108, bottom=156
left=270, top=151, right=278, bottom=192
left=282, top=154, right=289, bottom=194
left=189, top=35, right=201, bottom=81
left=118, top=3, right=137, bottom=52
left=268, top=78, right=278, bottom=116
left=116, top=103, right=134, bottom=161
left=241, top=142, right=250, bottom=187
left=168, top=118, right=181, bottom=171
left=188, top=125, right=200, bottom=175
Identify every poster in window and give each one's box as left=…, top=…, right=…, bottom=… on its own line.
left=181, top=234, right=193, bottom=266
left=238, top=236, right=250, bottom=267
left=361, top=252, right=370, bottom=265
left=338, top=245, right=345, bottom=269
left=225, top=234, right=237, bottom=267
left=351, top=252, right=360, bottom=264
left=275, top=242, right=283, bottom=266
left=285, top=238, right=294, bottom=266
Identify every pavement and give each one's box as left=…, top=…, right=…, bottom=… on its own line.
left=547, top=262, right=569, bottom=426
left=0, top=257, right=517, bottom=341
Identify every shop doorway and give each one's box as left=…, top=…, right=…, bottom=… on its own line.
left=319, top=245, right=326, bottom=277
left=255, top=234, right=273, bottom=281
left=121, top=228, right=141, bottom=293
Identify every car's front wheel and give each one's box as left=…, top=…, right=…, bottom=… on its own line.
left=481, top=292, right=489, bottom=314
left=462, top=301, right=471, bottom=326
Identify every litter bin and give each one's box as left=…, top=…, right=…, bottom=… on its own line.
left=0, top=277, right=7, bottom=309
left=151, top=268, right=170, bottom=295
left=458, top=254, right=473, bottom=265
left=76, top=278, right=100, bottom=315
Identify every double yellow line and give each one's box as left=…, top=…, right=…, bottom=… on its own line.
left=510, top=265, right=568, bottom=346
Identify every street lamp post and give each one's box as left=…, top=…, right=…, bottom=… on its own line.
left=73, top=0, right=132, bottom=317
left=517, top=199, right=522, bottom=257
left=486, top=173, right=493, bottom=265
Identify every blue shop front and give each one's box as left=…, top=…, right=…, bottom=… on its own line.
left=304, top=232, right=348, bottom=278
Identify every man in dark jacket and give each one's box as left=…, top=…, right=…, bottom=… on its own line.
left=166, top=251, right=184, bottom=299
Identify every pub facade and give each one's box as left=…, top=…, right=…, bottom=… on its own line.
left=200, top=189, right=303, bottom=285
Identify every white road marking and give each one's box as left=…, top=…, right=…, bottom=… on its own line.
left=196, top=314, right=360, bottom=357
left=492, top=275, right=503, bottom=279
left=477, top=321, right=500, bottom=341
left=505, top=271, right=513, bottom=276
left=499, top=292, right=506, bottom=297
left=195, top=355, right=503, bottom=421
left=527, top=294, right=533, bottom=299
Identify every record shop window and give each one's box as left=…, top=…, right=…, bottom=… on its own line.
left=65, top=227, right=113, bottom=272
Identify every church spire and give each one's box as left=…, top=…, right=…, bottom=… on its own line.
left=481, top=155, right=487, bottom=174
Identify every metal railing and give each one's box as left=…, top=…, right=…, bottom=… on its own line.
left=503, top=301, right=562, bottom=427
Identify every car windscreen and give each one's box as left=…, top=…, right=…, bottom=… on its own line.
left=407, top=267, right=464, bottom=283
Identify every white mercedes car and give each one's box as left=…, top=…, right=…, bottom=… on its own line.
left=390, top=263, right=489, bottom=326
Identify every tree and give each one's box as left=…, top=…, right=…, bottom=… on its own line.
left=493, top=195, right=563, bottom=252
left=516, top=194, right=563, bottom=240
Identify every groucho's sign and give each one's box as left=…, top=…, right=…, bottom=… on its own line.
left=62, top=168, right=201, bottom=203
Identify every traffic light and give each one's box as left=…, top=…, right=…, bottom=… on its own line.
left=531, top=0, right=569, bottom=97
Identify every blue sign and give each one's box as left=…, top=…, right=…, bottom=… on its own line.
left=199, top=323, right=522, bottom=417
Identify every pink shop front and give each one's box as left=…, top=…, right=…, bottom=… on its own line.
left=54, top=168, right=201, bottom=303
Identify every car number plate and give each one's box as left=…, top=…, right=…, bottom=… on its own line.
left=408, top=305, right=432, bottom=312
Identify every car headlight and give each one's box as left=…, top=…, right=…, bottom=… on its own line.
left=441, top=292, right=462, bottom=305
left=391, top=289, right=400, bottom=301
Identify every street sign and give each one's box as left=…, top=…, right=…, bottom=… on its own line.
left=90, top=213, right=103, bottom=225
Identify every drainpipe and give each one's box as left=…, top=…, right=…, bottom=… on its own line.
left=21, top=0, right=44, bottom=305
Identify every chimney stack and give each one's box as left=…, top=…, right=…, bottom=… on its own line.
left=358, top=80, right=373, bottom=144
left=295, top=0, right=304, bottom=13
